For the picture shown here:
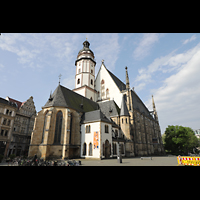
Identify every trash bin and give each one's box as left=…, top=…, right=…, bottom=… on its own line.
left=117, top=154, right=122, bottom=163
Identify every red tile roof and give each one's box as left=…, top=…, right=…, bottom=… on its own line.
left=7, top=97, right=25, bottom=109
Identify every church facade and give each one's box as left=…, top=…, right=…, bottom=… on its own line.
left=28, top=40, right=165, bottom=160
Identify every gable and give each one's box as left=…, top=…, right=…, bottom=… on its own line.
left=95, top=63, right=123, bottom=107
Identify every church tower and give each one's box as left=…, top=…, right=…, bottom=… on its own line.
left=73, top=40, right=97, bottom=101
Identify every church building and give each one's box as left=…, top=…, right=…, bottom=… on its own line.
left=28, top=40, right=165, bottom=160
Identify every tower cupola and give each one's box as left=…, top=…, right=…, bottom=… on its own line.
left=73, top=40, right=97, bottom=101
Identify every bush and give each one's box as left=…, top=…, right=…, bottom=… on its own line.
left=0, top=154, right=3, bottom=163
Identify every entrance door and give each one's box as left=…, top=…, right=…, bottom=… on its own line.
left=105, top=140, right=111, bottom=158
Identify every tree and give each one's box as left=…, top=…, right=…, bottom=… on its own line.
left=163, top=125, right=198, bottom=155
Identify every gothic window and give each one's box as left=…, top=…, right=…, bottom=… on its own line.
left=91, top=69, right=93, bottom=74
left=106, top=88, right=109, bottom=98
left=101, top=79, right=105, bottom=99
left=78, top=68, right=81, bottom=73
left=42, top=110, right=49, bottom=143
left=91, top=79, right=93, bottom=85
left=122, top=118, right=123, bottom=124
left=54, top=111, right=63, bottom=144
left=83, top=143, right=87, bottom=156
left=126, top=118, right=128, bottom=124
left=77, top=79, right=80, bottom=85
left=89, top=143, right=93, bottom=156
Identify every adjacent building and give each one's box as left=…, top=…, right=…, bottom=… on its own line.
left=6, top=96, right=36, bottom=157
left=0, top=97, right=17, bottom=157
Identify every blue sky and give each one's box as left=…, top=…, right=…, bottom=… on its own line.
left=0, top=33, right=200, bottom=134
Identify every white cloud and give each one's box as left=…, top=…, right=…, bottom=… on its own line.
left=144, top=43, right=200, bottom=134
left=182, top=34, right=197, bottom=45
left=134, top=42, right=200, bottom=92
left=133, top=33, right=162, bottom=60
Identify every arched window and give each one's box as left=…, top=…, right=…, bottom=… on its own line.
left=101, top=79, right=105, bottom=99
left=42, top=110, right=49, bottom=143
left=122, top=118, right=123, bottom=124
left=83, top=143, right=87, bottom=156
left=126, top=118, right=128, bottom=124
left=91, top=79, right=93, bottom=85
left=54, top=111, right=63, bottom=144
left=106, top=88, right=109, bottom=98
left=77, top=79, right=80, bottom=84
left=89, top=143, right=93, bottom=156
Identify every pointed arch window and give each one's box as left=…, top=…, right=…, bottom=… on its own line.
left=89, top=143, right=93, bottom=156
left=42, top=110, right=49, bottom=143
left=83, top=143, right=87, bottom=156
left=101, top=79, right=105, bottom=99
left=54, top=111, right=63, bottom=144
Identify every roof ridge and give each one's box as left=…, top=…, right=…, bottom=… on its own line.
left=106, top=68, right=126, bottom=92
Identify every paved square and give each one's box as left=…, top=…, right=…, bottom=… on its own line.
left=79, top=156, right=178, bottom=166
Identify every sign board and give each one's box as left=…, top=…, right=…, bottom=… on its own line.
left=93, top=131, right=99, bottom=150
left=177, top=155, right=200, bottom=166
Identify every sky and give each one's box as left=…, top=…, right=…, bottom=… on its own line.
left=0, top=33, right=200, bottom=134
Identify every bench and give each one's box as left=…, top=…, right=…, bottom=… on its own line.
left=141, top=157, right=152, bottom=160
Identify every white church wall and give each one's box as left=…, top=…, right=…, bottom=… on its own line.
left=81, top=122, right=101, bottom=158
left=95, top=64, right=123, bottom=108
left=85, top=88, right=95, bottom=101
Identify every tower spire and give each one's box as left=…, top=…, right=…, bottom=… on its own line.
left=125, top=66, right=130, bottom=90
left=152, top=95, right=158, bottom=122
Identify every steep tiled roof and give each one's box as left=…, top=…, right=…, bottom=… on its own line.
left=7, top=97, right=24, bottom=109
left=0, top=97, right=18, bottom=108
left=43, top=84, right=99, bottom=113
left=81, top=110, right=111, bottom=124
left=98, top=100, right=120, bottom=118
left=106, top=68, right=126, bottom=91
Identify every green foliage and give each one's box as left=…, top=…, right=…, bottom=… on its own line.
left=164, top=125, right=198, bottom=155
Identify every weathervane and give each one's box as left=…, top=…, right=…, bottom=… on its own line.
left=58, top=74, right=62, bottom=85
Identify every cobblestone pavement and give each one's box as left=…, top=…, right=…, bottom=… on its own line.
left=79, top=156, right=178, bottom=166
